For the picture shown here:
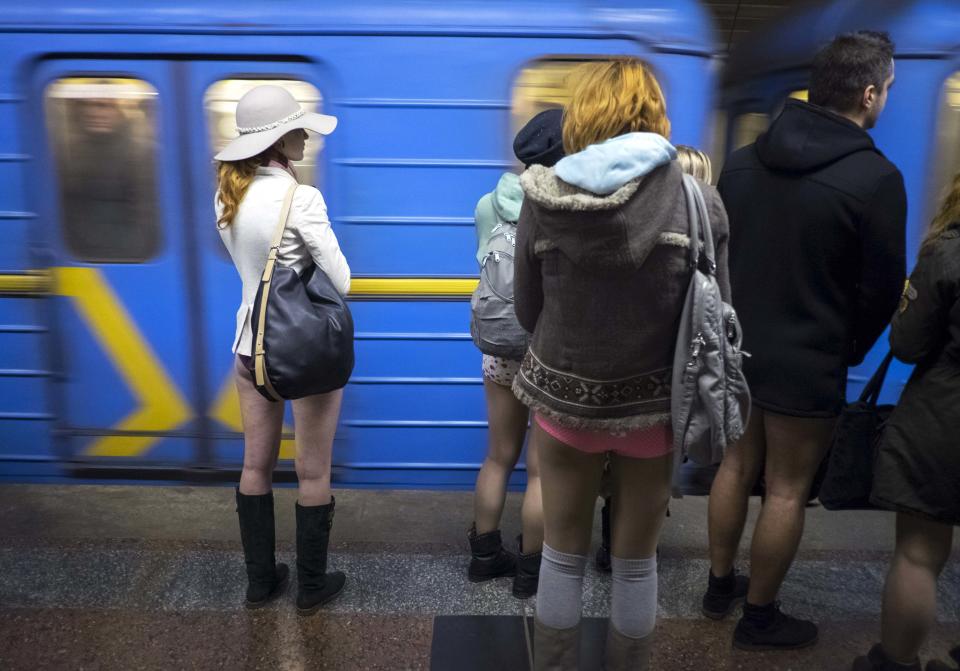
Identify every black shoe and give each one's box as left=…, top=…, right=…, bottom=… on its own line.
left=852, top=644, right=921, bottom=670
left=467, top=524, right=516, bottom=582
left=733, top=601, right=818, bottom=651
left=701, top=568, right=749, bottom=620
left=295, top=497, right=346, bottom=615
left=596, top=497, right=612, bottom=573
left=236, top=488, right=290, bottom=608
left=512, top=535, right=541, bottom=599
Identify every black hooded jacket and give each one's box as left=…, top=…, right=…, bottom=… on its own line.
left=718, top=99, right=906, bottom=417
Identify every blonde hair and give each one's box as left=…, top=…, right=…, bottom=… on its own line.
left=562, top=58, right=670, bottom=154
left=216, top=157, right=260, bottom=228
left=216, top=146, right=290, bottom=228
left=676, top=145, right=713, bottom=184
left=921, top=171, right=960, bottom=255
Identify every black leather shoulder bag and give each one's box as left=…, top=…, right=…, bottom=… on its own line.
left=251, top=183, right=354, bottom=401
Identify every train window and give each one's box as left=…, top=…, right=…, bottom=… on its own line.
left=45, top=78, right=161, bottom=263
left=731, top=113, right=770, bottom=151
left=511, top=58, right=655, bottom=151
left=512, top=59, right=584, bottom=137
left=927, top=72, right=960, bottom=230
left=205, top=79, right=324, bottom=187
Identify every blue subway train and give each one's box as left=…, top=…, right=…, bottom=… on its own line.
left=0, top=0, right=719, bottom=485
left=1, top=0, right=956, bottom=487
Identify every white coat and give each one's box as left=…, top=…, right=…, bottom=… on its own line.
left=217, top=166, right=351, bottom=355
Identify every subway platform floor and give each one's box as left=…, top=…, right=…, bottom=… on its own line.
left=0, top=484, right=957, bottom=670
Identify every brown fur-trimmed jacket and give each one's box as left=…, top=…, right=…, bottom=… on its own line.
left=511, top=160, right=730, bottom=432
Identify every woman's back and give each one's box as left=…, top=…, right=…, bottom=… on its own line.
left=217, top=165, right=350, bottom=355
left=513, top=138, right=729, bottom=432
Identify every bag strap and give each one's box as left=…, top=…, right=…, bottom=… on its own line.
left=253, top=182, right=298, bottom=400
left=858, top=350, right=895, bottom=406
left=680, top=173, right=716, bottom=275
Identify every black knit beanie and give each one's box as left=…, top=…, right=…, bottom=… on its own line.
left=513, top=107, right=565, bottom=168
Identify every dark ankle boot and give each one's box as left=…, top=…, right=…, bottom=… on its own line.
left=733, top=601, right=818, bottom=651
left=701, top=568, right=749, bottom=619
left=467, top=523, right=516, bottom=582
left=235, top=488, right=289, bottom=608
left=595, top=497, right=612, bottom=573
left=512, top=535, right=541, bottom=599
left=851, top=644, right=921, bottom=670
left=295, top=497, right=346, bottom=615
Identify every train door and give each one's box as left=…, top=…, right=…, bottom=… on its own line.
left=34, top=60, right=202, bottom=473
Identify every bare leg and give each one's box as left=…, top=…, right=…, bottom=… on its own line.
left=746, top=413, right=834, bottom=605
left=521, top=425, right=544, bottom=553
left=609, top=451, right=673, bottom=559
left=473, top=377, right=530, bottom=534
left=236, top=357, right=284, bottom=495
left=708, top=408, right=766, bottom=577
left=291, top=389, right=343, bottom=507
left=535, top=422, right=606, bottom=556
left=880, top=512, right=954, bottom=663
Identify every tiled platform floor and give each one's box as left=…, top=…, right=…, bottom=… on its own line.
left=0, top=485, right=957, bottom=670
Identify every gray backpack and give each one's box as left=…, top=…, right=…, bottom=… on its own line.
left=470, top=215, right=529, bottom=359
left=671, top=174, right=751, bottom=466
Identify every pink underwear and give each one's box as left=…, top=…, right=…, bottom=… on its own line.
left=534, top=413, right=673, bottom=460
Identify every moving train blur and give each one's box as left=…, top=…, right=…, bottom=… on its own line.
left=0, top=0, right=957, bottom=488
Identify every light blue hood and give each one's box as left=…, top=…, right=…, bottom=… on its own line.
left=554, top=133, right=676, bottom=195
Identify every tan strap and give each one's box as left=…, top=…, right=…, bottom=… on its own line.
left=254, top=182, right=298, bottom=401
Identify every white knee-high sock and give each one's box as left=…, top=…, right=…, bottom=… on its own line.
left=610, top=554, right=658, bottom=639
left=536, top=543, right=587, bottom=630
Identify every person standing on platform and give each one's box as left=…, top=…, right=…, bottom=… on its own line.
left=853, top=172, right=960, bottom=671
left=468, top=109, right=565, bottom=599
left=704, top=31, right=906, bottom=650
left=513, top=58, right=731, bottom=670
left=215, top=85, right=351, bottom=615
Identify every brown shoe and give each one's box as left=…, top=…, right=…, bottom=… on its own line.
left=533, top=617, right=580, bottom=671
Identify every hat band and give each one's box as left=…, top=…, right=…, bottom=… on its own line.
left=236, top=109, right=305, bottom=135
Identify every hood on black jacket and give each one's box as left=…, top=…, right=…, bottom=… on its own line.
left=756, top=99, right=880, bottom=173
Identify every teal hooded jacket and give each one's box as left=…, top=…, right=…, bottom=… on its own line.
left=474, top=172, right=523, bottom=265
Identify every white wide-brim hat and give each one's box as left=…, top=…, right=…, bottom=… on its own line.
left=214, top=84, right=337, bottom=162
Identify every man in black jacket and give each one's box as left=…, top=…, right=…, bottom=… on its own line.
left=702, top=32, right=906, bottom=651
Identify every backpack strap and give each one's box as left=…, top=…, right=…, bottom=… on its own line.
left=254, top=182, right=298, bottom=400
left=681, top=173, right=716, bottom=276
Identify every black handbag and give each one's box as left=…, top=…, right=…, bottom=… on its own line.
left=818, top=351, right=895, bottom=511
left=251, top=183, right=354, bottom=401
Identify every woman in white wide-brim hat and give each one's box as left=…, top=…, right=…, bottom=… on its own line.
left=215, top=84, right=350, bottom=615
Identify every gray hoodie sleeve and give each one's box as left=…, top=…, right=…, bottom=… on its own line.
left=513, top=198, right=543, bottom=334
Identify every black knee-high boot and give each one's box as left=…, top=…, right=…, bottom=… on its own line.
left=296, top=497, right=346, bottom=615
left=236, top=488, right=289, bottom=608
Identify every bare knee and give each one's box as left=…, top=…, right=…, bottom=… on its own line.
left=716, top=453, right=761, bottom=494
left=240, top=462, right=273, bottom=495
left=896, top=525, right=953, bottom=575
left=763, top=463, right=818, bottom=504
